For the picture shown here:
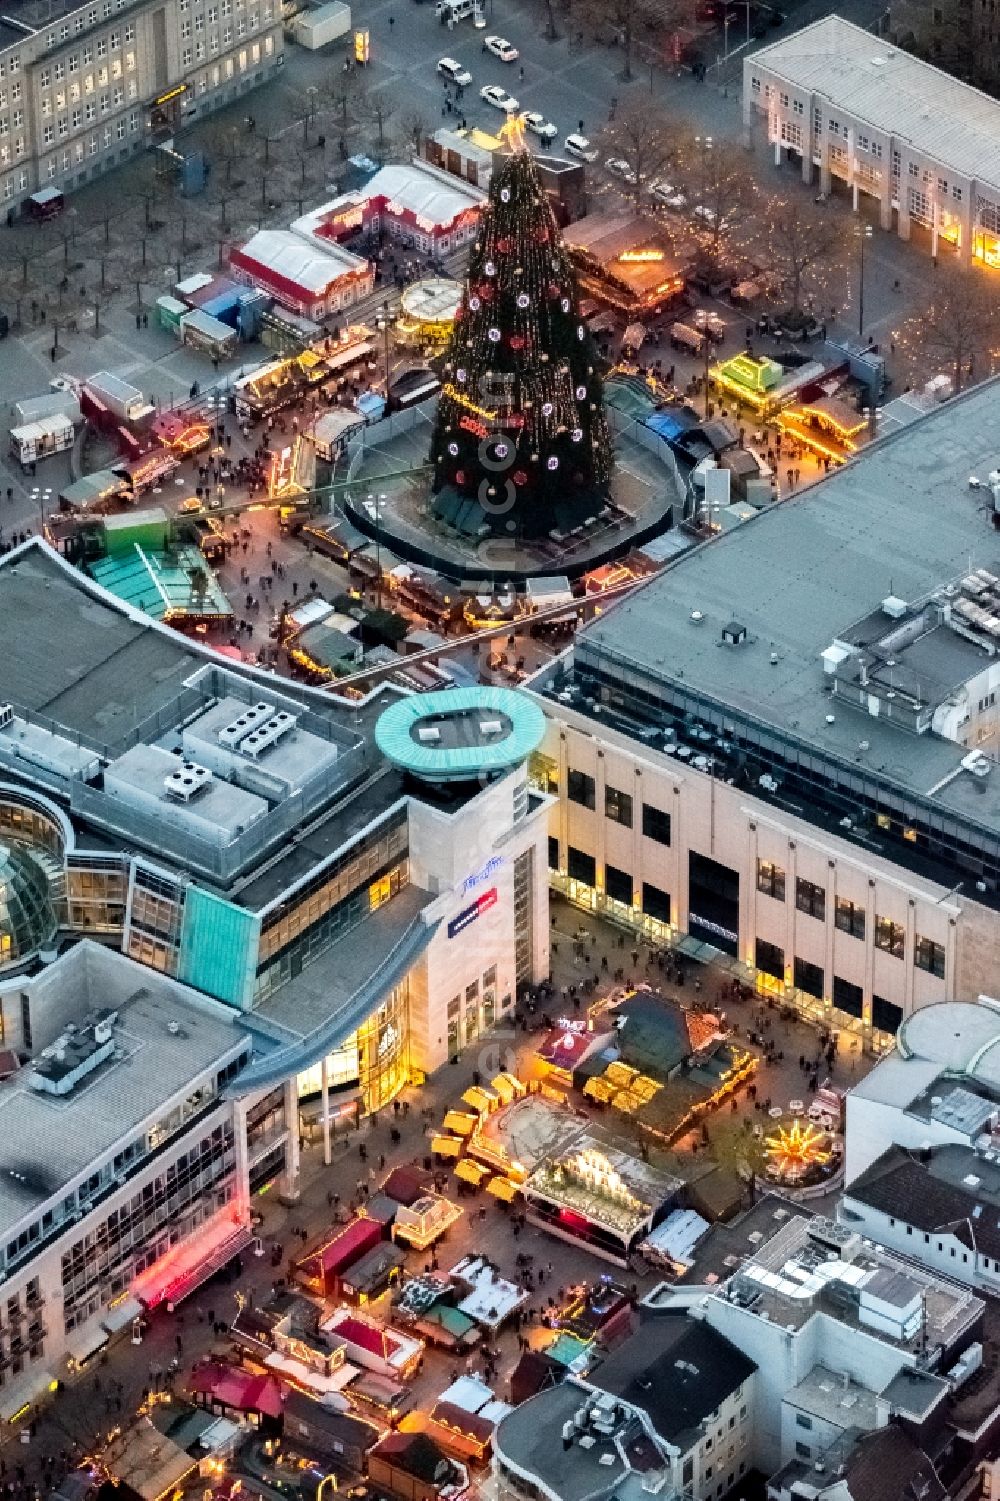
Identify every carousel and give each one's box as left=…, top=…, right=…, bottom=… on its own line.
left=763, top=1117, right=839, bottom=1189
left=395, top=277, right=462, bottom=348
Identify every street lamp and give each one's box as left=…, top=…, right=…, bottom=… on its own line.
left=375, top=307, right=395, bottom=397
left=854, top=223, right=872, bottom=340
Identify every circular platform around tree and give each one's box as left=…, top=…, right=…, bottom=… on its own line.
left=341, top=409, right=680, bottom=585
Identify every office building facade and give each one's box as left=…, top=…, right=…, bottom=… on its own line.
left=0, top=0, right=283, bottom=214
left=744, top=16, right=1000, bottom=268
left=529, top=379, right=1000, bottom=1051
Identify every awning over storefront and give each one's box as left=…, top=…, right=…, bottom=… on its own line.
left=431, top=1135, right=463, bottom=1158
left=141, top=1224, right=254, bottom=1310
left=443, top=1111, right=477, bottom=1137
left=0, top=1367, right=55, bottom=1422
left=102, top=1295, right=144, bottom=1335
left=65, top=1323, right=110, bottom=1369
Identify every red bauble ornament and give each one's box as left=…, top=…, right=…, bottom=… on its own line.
left=496, top=236, right=513, bottom=253
left=513, top=470, right=528, bottom=486
left=509, top=334, right=525, bottom=350
left=455, top=470, right=466, bottom=485
left=547, top=282, right=560, bottom=297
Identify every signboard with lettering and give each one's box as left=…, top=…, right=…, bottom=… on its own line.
left=448, top=887, right=497, bottom=939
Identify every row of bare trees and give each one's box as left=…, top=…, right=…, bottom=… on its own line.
left=594, top=101, right=1000, bottom=392
left=0, top=68, right=434, bottom=338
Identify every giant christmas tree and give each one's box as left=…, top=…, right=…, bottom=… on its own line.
left=429, top=125, right=612, bottom=540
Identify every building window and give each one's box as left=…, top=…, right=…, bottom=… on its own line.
left=832, top=975, right=863, bottom=1018
left=872, top=994, right=902, bottom=1035
left=795, top=878, right=825, bottom=921
left=795, top=1413, right=813, bottom=1430
left=795, top=1443, right=811, bottom=1460
left=641, top=882, right=670, bottom=925
left=756, top=938, right=784, bottom=981
left=875, top=915, right=905, bottom=958
left=793, top=956, right=824, bottom=999
left=605, top=864, right=633, bottom=906
left=567, top=847, right=596, bottom=888
left=567, top=770, right=595, bottom=810
left=641, top=803, right=671, bottom=845
left=835, top=897, right=865, bottom=939
left=914, top=935, right=946, bottom=978
left=604, top=785, right=633, bottom=828
left=756, top=859, right=785, bottom=900
left=548, top=836, right=560, bottom=872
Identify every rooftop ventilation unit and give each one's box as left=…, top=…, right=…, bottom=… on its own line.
left=0, top=703, right=13, bottom=732
left=163, top=760, right=213, bottom=801
left=240, top=710, right=297, bottom=760
left=479, top=719, right=504, bottom=736
left=882, top=596, right=908, bottom=619
left=218, top=701, right=276, bottom=749
left=962, top=751, right=992, bottom=779
left=417, top=727, right=441, bottom=743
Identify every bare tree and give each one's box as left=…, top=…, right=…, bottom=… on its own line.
left=598, top=101, right=682, bottom=213
left=201, top=119, right=249, bottom=188
left=761, top=195, right=848, bottom=316
left=359, top=90, right=396, bottom=164
left=677, top=138, right=757, bottom=267
left=897, top=267, right=1000, bottom=393
left=398, top=109, right=430, bottom=158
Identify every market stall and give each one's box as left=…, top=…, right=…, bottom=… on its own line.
left=9, top=413, right=74, bottom=466
left=775, top=394, right=868, bottom=465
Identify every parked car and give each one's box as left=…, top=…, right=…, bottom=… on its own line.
left=437, top=56, right=473, bottom=86
left=480, top=83, right=519, bottom=111
left=605, top=157, right=637, bottom=185
left=523, top=111, right=557, bottom=142
left=484, top=33, right=518, bottom=60
left=649, top=179, right=687, bottom=209
left=563, top=133, right=598, bottom=163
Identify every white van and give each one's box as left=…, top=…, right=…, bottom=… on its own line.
left=436, top=0, right=474, bottom=19
left=437, top=56, right=473, bottom=84
left=563, top=133, right=598, bottom=163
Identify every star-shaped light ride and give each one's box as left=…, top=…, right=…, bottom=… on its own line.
left=764, top=1118, right=832, bottom=1181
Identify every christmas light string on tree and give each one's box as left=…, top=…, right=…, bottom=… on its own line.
left=429, top=117, right=612, bottom=539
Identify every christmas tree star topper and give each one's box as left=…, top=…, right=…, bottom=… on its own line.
left=499, top=112, right=529, bottom=154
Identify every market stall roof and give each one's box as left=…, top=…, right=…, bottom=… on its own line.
left=233, top=229, right=367, bottom=296
left=294, top=163, right=484, bottom=248
left=59, top=469, right=126, bottom=509
left=189, top=1360, right=285, bottom=1419
left=486, top=1175, right=518, bottom=1202
left=443, top=1110, right=478, bottom=1136
left=454, top=1157, right=490, bottom=1185
left=88, top=543, right=232, bottom=623
left=641, top=1207, right=709, bottom=1269
left=431, top=1134, right=464, bottom=1157
left=382, top=1165, right=433, bottom=1205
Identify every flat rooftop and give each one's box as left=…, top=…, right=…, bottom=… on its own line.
left=749, top=17, right=1000, bottom=193
left=719, top=1213, right=983, bottom=1351
left=0, top=943, right=245, bottom=1237
left=573, top=377, right=1000, bottom=836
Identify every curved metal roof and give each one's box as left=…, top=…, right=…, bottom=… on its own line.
left=374, top=686, right=545, bottom=782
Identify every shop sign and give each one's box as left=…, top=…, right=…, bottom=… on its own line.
left=688, top=913, right=738, bottom=945
left=448, top=887, right=497, bottom=939
left=460, top=855, right=502, bottom=896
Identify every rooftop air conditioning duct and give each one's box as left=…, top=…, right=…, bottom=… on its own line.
left=163, top=761, right=213, bottom=801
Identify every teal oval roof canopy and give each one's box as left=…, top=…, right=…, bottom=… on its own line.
left=0, top=841, right=56, bottom=968
left=375, top=686, right=546, bottom=783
